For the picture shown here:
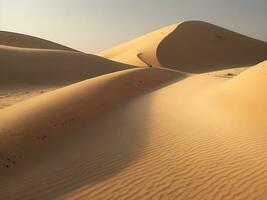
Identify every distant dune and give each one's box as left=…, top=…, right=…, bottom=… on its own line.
left=0, top=31, right=77, bottom=51
left=0, top=33, right=134, bottom=108
left=1, top=21, right=267, bottom=200
left=100, top=21, right=267, bottom=73
left=0, top=45, right=133, bottom=87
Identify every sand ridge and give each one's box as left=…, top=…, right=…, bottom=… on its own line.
left=0, top=31, right=77, bottom=51
left=99, top=24, right=178, bottom=66
left=101, top=21, right=267, bottom=73
left=0, top=67, right=183, bottom=178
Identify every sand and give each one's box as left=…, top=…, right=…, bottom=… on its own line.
left=0, top=44, right=133, bottom=108
left=218, top=61, right=267, bottom=124
left=0, top=31, right=77, bottom=51
left=1, top=21, right=267, bottom=200
left=99, top=24, right=177, bottom=67
left=100, top=21, right=267, bottom=73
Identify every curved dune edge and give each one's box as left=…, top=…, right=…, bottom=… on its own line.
left=0, top=68, right=184, bottom=179
left=157, top=21, right=267, bottom=73
left=217, top=60, right=267, bottom=124
left=0, top=31, right=77, bottom=51
left=100, top=21, right=267, bottom=73
left=99, top=24, right=178, bottom=66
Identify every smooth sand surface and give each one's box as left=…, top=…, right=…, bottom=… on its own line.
left=101, top=21, right=267, bottom=73
left=0, top=44, right=133, bottom=108
left=1, top=21, right=267, bottom=200
left=0, top=31, right=77, bottom=51
left=0, top=45, right=133, bottom=87
left=218, top=61, right=267, bottom=124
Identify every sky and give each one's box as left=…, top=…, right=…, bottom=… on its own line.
left=1, top=0, right=267, bottom=53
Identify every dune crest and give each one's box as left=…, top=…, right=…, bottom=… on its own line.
left=99, top=24, right=178, bottom=66
left=101, top=21, right=267, bottom=73
left=0, top=68, right=183, bottom=179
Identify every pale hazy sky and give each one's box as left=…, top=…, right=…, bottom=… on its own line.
left=1, top=0, right=267, bottom=53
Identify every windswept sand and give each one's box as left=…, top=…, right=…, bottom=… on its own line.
left=1, top=21, right=267, bottom=200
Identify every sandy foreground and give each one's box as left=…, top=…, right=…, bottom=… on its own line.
left=1, top=21, right=267, bottom=200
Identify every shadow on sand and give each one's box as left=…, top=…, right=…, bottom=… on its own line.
left=0, top=75, right=185, bottom=200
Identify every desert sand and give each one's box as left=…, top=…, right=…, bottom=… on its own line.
left=1, top=21, right=267, bottom=200
left=0, top=31, right=77, bottom=51
left=0, top=35, right=133, bottom=108
left=100, top=21, right=267, bottom=73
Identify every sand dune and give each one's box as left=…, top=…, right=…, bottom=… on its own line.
left=0, top=45, right=133, bottom=87
left=0, top=87, right=57, bottom=109
left=0, top=68, right=182, bottom=177
left=219, top=60, right=267, bottom=124
left=101, top=21, right=267, bottom=73
left=0, top=44, right=133, bottom=108
left=1, top=68, right=267, bottom=200
left=0, top=31, right=77, bottom=51
left=99, top=24, right=177, bottom=66
left=1, top=21, right=267, bottom=200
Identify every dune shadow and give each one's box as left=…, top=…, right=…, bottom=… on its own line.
left=156, top=21, right=267, bottom=73
left=0, top=76, right=185, bottom=200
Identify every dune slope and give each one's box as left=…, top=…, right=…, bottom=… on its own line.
left=101, top=21, right=267, bottom=73
left=218, top=60, right=267, bottom=123
left=0, top=45, right=133, bottom=87
left=157, top=21, right=267, bottom=73
left=0, top=45, right=133, bottom=108
left=99, top=24, right=177, bottom=66
left=0, top=31, right=77, bottom=51
left=1, top=68, right=267, bottom=200
left=0, top=68, right=182, bottom=178
left=1, top=21, right=267, bottom=200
